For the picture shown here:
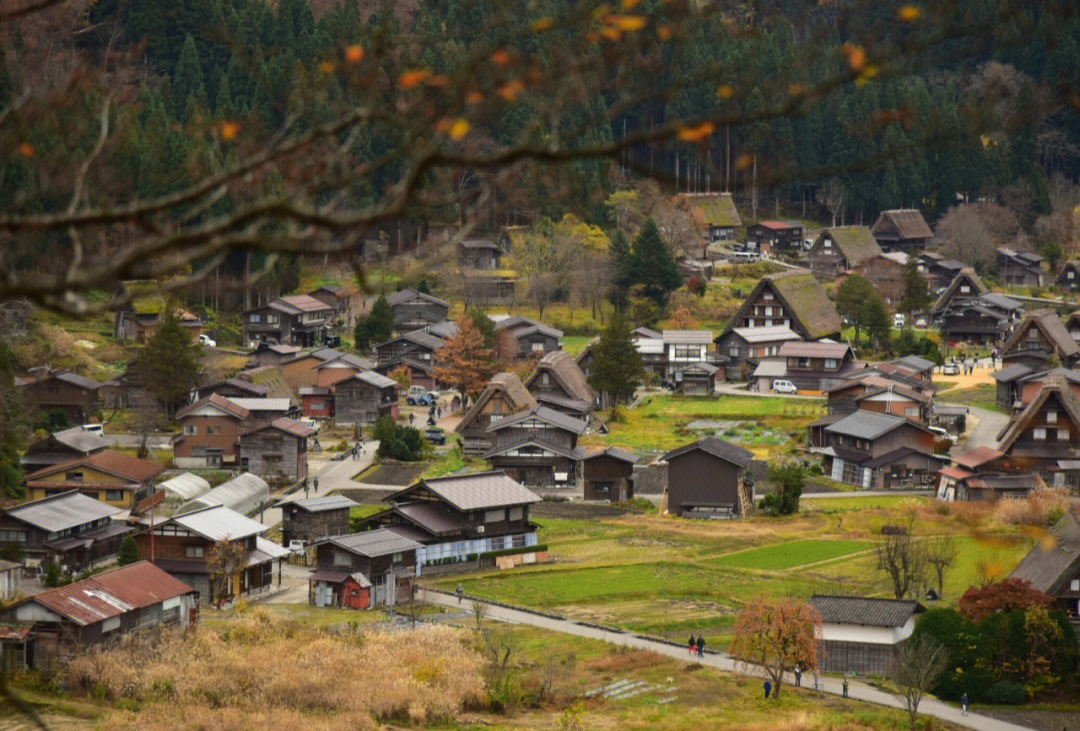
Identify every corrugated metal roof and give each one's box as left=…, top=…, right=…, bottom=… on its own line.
left=285, top=494, right=358, bottom=513
left=353, top=370, right=398, bottom=389
left=278, top=294, right=334, bottom=313
left=52, top=371, right=104, bottom=390
left=412, top=471, right=541, bottom=511
left=11, top=561, right=193, bottom=626
left=486, top=405, right=587, bottom=434
left=175, top=473, right=269, bottom=516
left=953, top=446, right=1003, bottom=470
left=662, top=329, right=714, bottom=344
left=385, top=288, right=450, bottom=308
left=826, top=411, right=912, bottom=440
left=159, top=473, right=212, bottom=501
left=177, top=393, right=250, bottom=420
left=731, top=326, right=801, bottom=344
left=392, top=502, right=469, bottom=535
left=49, top=427, right=109, bottom=453
left=228, top=398, right=293, bottom=412
left=752, top=360, right=787, bottom=377
left=582, top=446, right=639, bottom=464
left=779, top=340, right=850, bottom=359
left=254, top=536, right=290, bottom=560
left=170, top=505, right=267, bottom=541
left=809, top=594, right=923, bottom=628
left=241, top=417, right=315, bottom=439
left=6, top=491, right=121, bottom=532
left=330, top=528, right=421, bottom=557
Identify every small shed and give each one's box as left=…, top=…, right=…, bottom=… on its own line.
left=175, top=473, right=269, bottom=516
left=679, top=362, right=719, bottom=396
left=808, top=594, right=925, bottom=675
left=159, top=473, right=212, bottom=502
left=309, top=570, right=372, bottom=610
left=582, top=448, right=638, bottom=502
left=280, top=494, right=358, bottom=546
left=0, top=560, right=20, bottom=601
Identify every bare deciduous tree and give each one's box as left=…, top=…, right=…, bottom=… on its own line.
left=923, top=535, right=958, bottom=598
left=821, top=178, right=847, bottom=227
left=208, top=537, right=248, bottom=609
left=891, top=633, right=950, bottom=730
left=875, top=517, right=927, bottom=600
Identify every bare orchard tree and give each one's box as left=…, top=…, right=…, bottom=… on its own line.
left=207, top=537, right=248, bottom=609
left=923, top=535, right=958, bottom=599
left=936, top=202, right=1017, bottom=271
left=891, top=634, right=950, bottom=730
left=821, top=178, right=848, bottom=227
left=875, top=517, right=927, bottom=600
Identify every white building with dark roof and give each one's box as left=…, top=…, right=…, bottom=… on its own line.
left=808, top=594, right=926, bottom=674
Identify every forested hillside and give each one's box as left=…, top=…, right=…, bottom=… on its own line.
left=0, top=0, right=1078, bottom=307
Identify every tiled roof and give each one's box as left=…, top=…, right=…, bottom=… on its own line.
left=662, top=329, right=713, bottom=345
left=663, top=437, right=754, bottom=467
left=730, top=326, right=801, bottom=344
left=176, top=393, right=250, bottom=420
left=50, top=371, right=104, bottom=391
left=284, top=494, right=358, bottom=512
left=582, top=446, right=639, bottom=464
left=241, top=417, right=315, bottom=438
left=486, top=405, right=587, bottom=435
left=391, top=502, right=469, bottom=535
left=808, top=594, right=924, bottom=627
left=350, top=370, right=398, bottom=389
left=826, top=411, right=920, bottom=440
left=169, top=505, right=266, bottom=541
left=278, top=294, right=334, bottom=313
left=953, top=446, right=1003, bottom=470
left=228, top=397, right=293, bottom=412
left=330, top=527, right=422, bottom=556
left=48, top=426, right=109, bottom=453
left=756, top=220, right=801, bottom=231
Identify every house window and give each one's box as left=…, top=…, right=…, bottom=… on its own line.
left=797, top=357, right=810, bottom=368
left=186, top=545, right=204, bottom=558
left=906, top=407, right=919, bottom=417
left=531, top=341, right=544, bottom=351
left=764, top=306, right=773, bottom=316
left=1047, top=411, right=1058, bottom=424
left=729, top=346, right=740, bottom=358
left=1059, top=429, right=1070, bottom=441
left=250, top=313, right=262, bottom=323
left=508, top=507, right=524, bottom=521
left=392, top=552, right=403, bottom=562
left=489, top=414, right=503, bottom=423
left=824, top=358, right=838, bottom=369
left=267, top=314, right=280, bottom=325
left=1033, top=428, right=1047, bottom=441
left=960, top=286, right=970, bottom=293
left=207, top=425, right=222, bottom=435
left=0, top=530, right=26, bottom=543
left=1071, top=579, right=1080, bottom=591
left=484, top=509, right=505, bottom=523
left=837, top=436, right=844, bottom=445
left=541, top=372, right=550, bottom=385
left=183, top=424, right=197, bottom=436
left=65, top=471, right=84, bottom=482
left=106, top=490, right=124, bottom=502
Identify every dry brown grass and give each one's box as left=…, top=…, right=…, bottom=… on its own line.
left=66, top=607, right=484, bottom=729
left=992, top=488, right=1073, bottom=526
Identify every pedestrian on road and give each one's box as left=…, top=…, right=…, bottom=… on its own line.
left=687, top=634, right=696, bottom=655
left=794, top=664, right=801, bottom=687
left=763, top=680, right=771, bottom=699
left=456, top=583, right=463, bottom=604
left=961, top=692, right=968, bottom=716
left=409, top=412, right=415, bottom=425
left=695, top=635, right=705, bottom=657
left=437, top=406, right=442, bottom=419
left=314, top=477, right=319, bottom=493
left=842, top=678, right=849, bottom=698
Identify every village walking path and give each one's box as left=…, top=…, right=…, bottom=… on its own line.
left=258, top=444, right=376, bottom=528
left=947, top=404, right=1009, bottom=454
left=418, top=589, right=1034, bottom=731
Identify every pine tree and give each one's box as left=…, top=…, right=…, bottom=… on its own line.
left=172, top=34, right=206, bottom=120
left=432, top=313, right=492, bottom=403
left=0, top=340, right=24, bottom=499
left=627, top=219, right=681, bottom=309
left=354, top=295, right=394, bottom=351
left=214, top=73, right=234, bottom=118
left=836, top=274, right=875, bottom=344
left=118, top=535, right=140, bottom=566
left=136, top=308, right=204, bottom=418
left=587, top=309, right=643, bottom=406
left=865, top=296, right=892, bottom=352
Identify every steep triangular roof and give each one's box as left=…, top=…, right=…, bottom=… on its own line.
left=815, top=226, right=882, bottom=268
left=1001, top=310, right=1079, bottom=360
left=1055, top=260, right=1080, bottom=285
left=385, top=288, right=450, bottom=309
left=453, top=373, right=536, bottom=435
left=675, top=192, right=742, bottom=229
left=872, top=209, right=933, bottom=241
left=997, top=373, right=1080, bottom=451
left=931, top=268, right=987, bottom=314
left=177, top=393, right=250, bottom=420
left=663, top=436, right=754, bottom=467
left=721, top=269, right=841, bottom=340
left=1008, top=510, right=1080, bottom=594
left=525, top=351, right=595, bottom=404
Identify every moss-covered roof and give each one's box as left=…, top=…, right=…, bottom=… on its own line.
left=766, top=269, right=842, bottom=340
left=677, top=193, right=742, bottom=228
left=819, top=226, right=882, bottom=267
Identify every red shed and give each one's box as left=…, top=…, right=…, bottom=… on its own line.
left=309, top=570, right=372, bottom=610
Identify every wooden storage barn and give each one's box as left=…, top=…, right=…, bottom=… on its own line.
left=280, top=494, right=358, bottom=547
left=808, top=595, right=926, bottom=675
left=663, top=437, right=754, bottom=518
left=309, top=528, right=420, bottom=608
left=870, top=209, right=933, bottom=253
left=582, top=447, right=638, bottom=502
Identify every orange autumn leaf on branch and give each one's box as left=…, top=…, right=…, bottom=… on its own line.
left=677, top=121, right=715, bottom=142
left=399, top=69, right=430, bottom=88
left=344, top=45, right=364, bottom=63
left=841, top=42, right=867, bottom=71
left=605, top=14, right=647, bottom=31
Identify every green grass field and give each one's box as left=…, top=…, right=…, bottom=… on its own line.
left=711, top=538, right=873, bottom=570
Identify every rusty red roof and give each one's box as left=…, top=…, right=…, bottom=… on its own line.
left=24, top=449, right=165, bottom=483
left=11, top=561, right=194, bottom=626
left=241, top=417, right=315, bottom=438
left=756, top=220, right=801, bottom=231
left=176, top=393, right=251, bottom=420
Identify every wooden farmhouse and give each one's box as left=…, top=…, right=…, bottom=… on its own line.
left=483, top=406, right=587, bottom=488
left=239, top=417, right=314, bottom=483
left=715, top=325, right=801, bottom=382
left=455, top=373, right=537, bottom=455
left=457, top=239, right=503, bottom=269
left=0, top=491, right=130, bottom=573
left=1001, top=310, right=1080, bottom=371
left=718, top=269, right=842, bottom=343
left=331, top=371, right=399, bottom=424
left=752, top=340, right=858, bottom=392
left=496, top=316, right=564, bottom=358
left=23, top=449, right=164, bottom=511
left=803, top=226, right=882, bottom=278
left=19, top=370, right=104, bottom=424
left=997, top=373, right=1080, bottom=476
left=675, top=192, right=742, bottom=254
left=280, top=494, right=358, bottom=548
left=930, top=268, right=987, bottom=317
left=308, top=528, right=420, bottom=609
left=21, top=426, right=108, bottom=474
left=174, top=394, right=249, bottom=469
left=997, top=246, right=1045, bottom=287
left=852, top=252, right=910, bottom=306
left=938, top=292, right=1023, bottom=345
left=1056, top=260, right=1080, bottom=291
left=0, top=562, right=197, bottom=670
left=870, top=209, right=933, bottom=253
left=524, top=351, right=595, bottom=418
left=280, top=347, right=374, bottom=391
left=384, top=288, right=451, bottom=333
left=826, top=374, right=934, bottom=423
left=582, top=447, right=638, bottom=502
left=746, top=220, right=804, bottom=254
left=817, top=411, right=943, bottom=489
left=662, top=437, right=755, bottom=518
left=242, top=294, right=334, bottom=348
left=1008, top=510, right=1080, bottom=633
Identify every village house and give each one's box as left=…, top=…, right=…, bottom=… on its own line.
left=582, top=447, right=638, bottom=502
left=523, top=351, right=595, bottom=418
left=817, top=411, right=944, bottom=489
left=746, top=220, right=804, bottom=255
left=375, top=330, right=446, bottom=366
left=280, top=494, right=358, bottom=547
left=173, top=394, right=249, bottom=469
left=325, top=370, right=397, bottom=424
left=938, top=292, right=1023, bottom=345
left=852, top=252, right=910, bottom=306
left=239, top=418, right=314, bottom=483
left=19, top=370, right=104, bottom=424
left=633, top=327, right=667, bottom=378
left=994, top=366, right=1080, bottom=412
left=114, top=298, right=202, bottom=344
left=457, top=239, right=503, bottom=269
left=456, top=373, right=537, bottom=455
left=870, top=209, right=933, bottom=253
left=1000, top=310, right=1080, bottom=371
left=1066, top=311, right=1080, bottom=345
left=663, top=330, right=716, bottom=382
left=929, top=268, right=987, bottom=317
left=917, top=253, right=967, bottom=291
left=242, top=294, right=335, bottom=348
left=714, top=325, right=801, bottom=381
left=0, top=562, right=198, bottom=670
left=997, top=247, right=1045, bottom=287
left=384, top=288, right=451, bottom=333
left=21, top=426, right=108, bottom=474
left=675, top=192, right=742, bottom=255
left=1056, top=260, right=1080, bottom=291
left=803, top=226, right=882, bottom=278
left=996, top=373, right=1080, bottom=476
left=496, top=316, right=564, bottom=357
left=280, top=347, right=375, bottom=390
left=307, top=284, right=350, bottom=321
left=137, top=505, right=288, bottom=604
left=228, top=397, right=300, bottom=427
left=1009, top=510, right=1080, bottom=632
left=663, top=437, right=754, bottom=518
left=679, top=361, right=720, bottom=395
left=0, top=491, right=130, bottom=573
left=808, top=595, right=926, bottom=675
left=945, top=471, right=1047, bottom=502
left=373, top=355, right=440, bottom=391
left=753, top=340, right=858, bottom=393
left=935, top=446, right=1012, bottom=500
left=826, top=374, right=934, bottom=423
left=249, top=342, right=302, bottom=368
left=719, top=269, right=842, bottom=342
left=192, top=377, right=269, bottom=402
left=483, top=406, right=587, bottom=488
left=309, top=528, right=420, bottom=609
left=367, top=471, right=541, bottom=575
left=23, top=450, right=164, bottom=512
left=307, top=351, right=378, bottom=390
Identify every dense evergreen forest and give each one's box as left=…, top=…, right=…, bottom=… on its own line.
left=1, top=0, right=1079, bottom=293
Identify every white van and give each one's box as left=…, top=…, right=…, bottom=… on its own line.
left=728, top=250, right=760, bottom=263
left=772, top=380, right=798, bottom=395
left=893, top=313, right=905, bottom=328
left=81, top=424, right=103, bottom=435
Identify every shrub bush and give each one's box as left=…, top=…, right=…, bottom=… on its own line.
left=985, top=680, right=1027, bottom=705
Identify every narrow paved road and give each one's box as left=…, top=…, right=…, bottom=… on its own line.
left=259, top=444, right=376, bottom=528
left=948, top=404, right=1009, bottom=453
left=419, top=590, right=1034, bottom=731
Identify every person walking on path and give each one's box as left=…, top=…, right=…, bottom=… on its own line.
left=696, top=635, right=705, bottom=658
left=794, top=664, right=801, bottom=687
left=313, top=477, right=319, bottom=493
left=961, top=692, right=968, bottom=716
left=456, top=583, right=464, bottom=604
left=763, top=680, right=771, bottom=699
left=687, top=634, right=696, bottom=655
left=842, top=678, right=849, bottom=698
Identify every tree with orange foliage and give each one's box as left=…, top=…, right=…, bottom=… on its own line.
left=668, top=306, right=698, bottom=329
left=388, top=363, right=412, bottom=389
left=433, top=313, right=493, bottom=404
left=729, top=596, right=821, bottom=699
left=957, top=578, right=1054, bottom=622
